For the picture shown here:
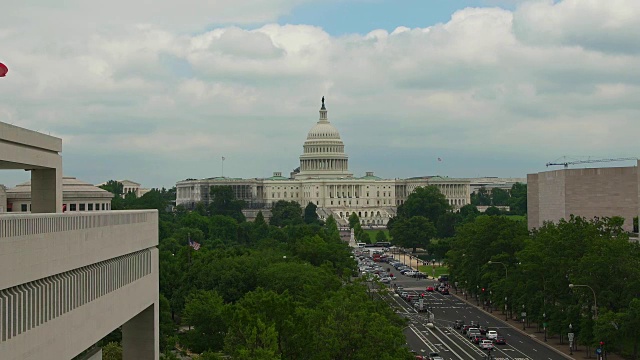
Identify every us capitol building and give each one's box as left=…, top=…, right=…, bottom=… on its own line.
left=176, top=98, right=471, bottom=226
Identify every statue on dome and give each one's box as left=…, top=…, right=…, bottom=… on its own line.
left=322, top=96, right=325, bottom=107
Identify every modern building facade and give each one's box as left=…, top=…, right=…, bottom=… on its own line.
left=0, top=121, right=159, bottom=360
left=527, top=163, right=640, bottom=233
left=176, top=99, right=471, bottom=226
left=5, top=176, right=114, bottom=213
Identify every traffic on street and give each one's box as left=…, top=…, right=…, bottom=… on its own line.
left=355, top=246, right=570, bottom=360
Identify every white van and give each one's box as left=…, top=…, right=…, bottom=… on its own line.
left=486, top=330, right=498, bottom=340
left=357, top=243, right=366, bottom=248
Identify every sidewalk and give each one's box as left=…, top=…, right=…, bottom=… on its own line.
left=450, top=290, right=623, bottom=360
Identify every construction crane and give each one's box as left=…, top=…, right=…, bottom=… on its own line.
left=546, top=157, right=638, bottom=168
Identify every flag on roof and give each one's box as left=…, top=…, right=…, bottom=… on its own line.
left=437, top=157, right=442, bottom=162
left=222, top=156, right=225, bottom=161
left=189, top=239, right=201, bottom=251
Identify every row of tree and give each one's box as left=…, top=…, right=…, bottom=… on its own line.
left=97, top=183, right=415, bottom=359
left=447, top=215, right=640, bottom=358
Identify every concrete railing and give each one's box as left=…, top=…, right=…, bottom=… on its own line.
left=0, top=210, right=158, bottom=291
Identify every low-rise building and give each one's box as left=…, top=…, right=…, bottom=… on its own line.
left=528, top=164, right=639, bottom=233
left=6, top=176, right=113, bottom=212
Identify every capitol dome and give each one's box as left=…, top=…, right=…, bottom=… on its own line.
left=295, top=97, right=353, bottom=179
left=306, top=122, right=341, bottom=140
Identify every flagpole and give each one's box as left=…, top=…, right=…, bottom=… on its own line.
left=222, top=156, right=224, bottom=177
left=187, top=232, right=192, bottom=265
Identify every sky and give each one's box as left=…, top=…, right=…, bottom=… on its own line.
left=1, top=0, right=640, bottom=189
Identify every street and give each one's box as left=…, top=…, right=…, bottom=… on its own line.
left=367, top=248, right=570, bottom=360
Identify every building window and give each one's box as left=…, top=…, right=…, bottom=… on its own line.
left=88, top=204, right=93, bottom=211
left=95, top=203, right=100, bottom=210
left=70, top=204, right=77, bottom=211
left=21, top=204, right=27, bottom=212
left=272, top=193, right=275, bottom=198
left=80, top=203, right=86, bottom=211
left=331, top=201, right=333, bottom=205
left=101, top=203, right=105, bottom=210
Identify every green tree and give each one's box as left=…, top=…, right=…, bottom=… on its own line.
left=620, top=298, right=640, bottom=359
left=485, top=206, right=502, bottom=216
left=436, top=212, right=460, bottom=238
left=102, top=342, right=122, bottom=360
left=375, top=230, right=388, bottom=242
left=389, top=216, right=436, bottom=252
left=99, top=180, right=123, bottom=197
left=348, top=212, right=360, bottom=228
left=159, top=294, right=176, bottom=351
left=491, top=188, right=510, bottom=206
left=209, top=186, right=245, bottom=222
left=396, top=185, right=451, bottom=225
left=99, top=180, right=125, bottom=210
left=471, top=187, right=491, bottom=206
left=509, top=183, right=527, bottom=215
left=304, top=202, right=319, bottom=224
left=270, top=201, right=303, bottom=227
left=182, top=290, right=229, bottom=353
left=459, top=204, right=480, bottom=223
left=324, top=215, right=341, bottom=242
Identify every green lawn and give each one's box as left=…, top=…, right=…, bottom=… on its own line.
left=364, top=229, right=391, bottom=242
left=418, top=265, right=449, bottom=279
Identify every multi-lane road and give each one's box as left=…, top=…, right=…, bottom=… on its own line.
left=370, top=252, right=569, bottom=360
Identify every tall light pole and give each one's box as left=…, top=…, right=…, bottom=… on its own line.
left=569, top=283, right=598, bottom=319
left=522, top=304, right=526, bottom=330
left=487, top=260, right=508, bottom=279
left=543, top=312, right=547, bottom=342
left=489, top=260, right=508, bottom=320
left=505, top=296, right=508, bottom=321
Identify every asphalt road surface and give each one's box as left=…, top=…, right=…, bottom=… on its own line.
left=375, top=257, right=568, bottom=360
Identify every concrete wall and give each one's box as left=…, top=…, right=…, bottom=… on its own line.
left=0, top=249, right=159, bottom=360
left=0, top=210, right=159, bottom=360
left=528, top=166, right=638, bottom=232
left=564, top=167, right=638, bottom=231
left=0, top=210, right=158, bottom=290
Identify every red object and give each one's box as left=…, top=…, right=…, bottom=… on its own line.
left=0, top=63, right=8, bottom=77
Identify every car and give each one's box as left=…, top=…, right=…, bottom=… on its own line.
left=472, top=335, right=485, bottom=344
left=461, top=325, right=471, bottom=334
left=486, top=330, right=498, bottom=340
left=494, top=337, right=507, bottom=345
left=426, top=286, right=434, bottom=292
left=428, top=352, right=444, bottom=360
left=425, top=322, right=435, bottom=328
left=441, top=288, right=449, bottom=295
left=454, top=320, right=464, bottom=329
left=480, top=339, right=494, bottom=350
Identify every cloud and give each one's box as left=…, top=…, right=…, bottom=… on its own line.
left=1, top=0, right=639, bottom=188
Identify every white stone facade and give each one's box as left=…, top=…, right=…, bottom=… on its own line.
left=176, top=100, right=472, bottom=226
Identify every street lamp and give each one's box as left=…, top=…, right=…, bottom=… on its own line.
left=522, top=304, right=526, bottom=330
left=487, top=260, right=508, bottom=279
left=543, top=312, right=547, bottom=342
left=569, top=283, right=598, bottom=319
left=504, top=297, right=508, bottom=321
left=489, top=290, right=493, bottom=312
left=476, top=285, right=480, bottom=306
left=569, top=323, right=573, bottom=355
